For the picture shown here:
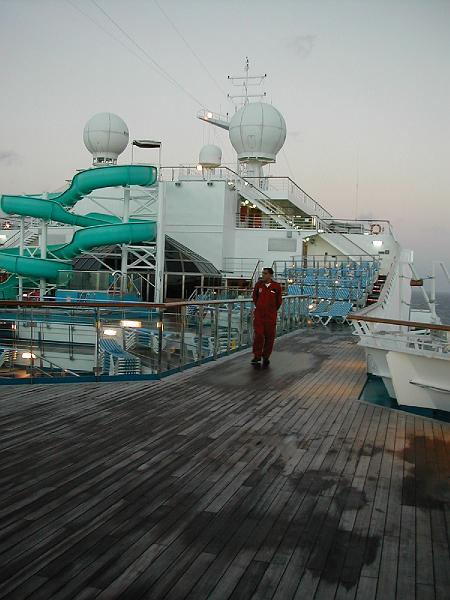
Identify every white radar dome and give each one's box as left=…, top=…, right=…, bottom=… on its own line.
left=229, top=102, right=286, bottom=163
left=199, top=144, right=222, bottom=168
left=83, top=112, right=129, bottom=165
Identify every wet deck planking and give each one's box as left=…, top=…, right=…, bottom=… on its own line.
left=0, top=328, right=449, bottom=600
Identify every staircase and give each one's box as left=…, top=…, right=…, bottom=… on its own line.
left=319, top=233, right=370, bottom=261
left=233, top=175, right=295, bottom=230
left=366, top=274, right=387, bottom=305
left=2, top=227, right=39, bottom=249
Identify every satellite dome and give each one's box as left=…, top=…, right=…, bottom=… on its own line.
left=229, top=102, right=286, bottom=163
left=83, top=112, right=129, bottom=165
left=199, top=144, right=222, bottom=168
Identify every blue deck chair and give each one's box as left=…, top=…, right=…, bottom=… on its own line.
left=287, top=284, right=302, bottom=295
left=318, top=301, right=353, bottom=326
left=309, top=301, right=332, bottom=323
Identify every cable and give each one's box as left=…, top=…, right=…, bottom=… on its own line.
left=66, top=0, right=161, bottom=74
left=90, top=0, right=205, bottom=107
left=281, top=149, right=296, bottom=180
left=65, top=0, right=205, bottom=107
left=153, top=0, right=227, bottom=99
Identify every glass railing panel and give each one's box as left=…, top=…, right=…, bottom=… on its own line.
left=96, top=305, right=160, bottom=377
left=0, top=304, right=98, bottom=380
left=0, top=295, right=309, bottom=382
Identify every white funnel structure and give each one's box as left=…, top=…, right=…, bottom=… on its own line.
left=83, top=112, right=129, bottom=166
left=229, top=102, right=286, bottom=177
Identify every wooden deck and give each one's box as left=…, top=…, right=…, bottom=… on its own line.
left=0, top=328, right=449, bottom=600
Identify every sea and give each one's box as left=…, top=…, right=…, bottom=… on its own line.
left=411, top=290, right=450, bottom=322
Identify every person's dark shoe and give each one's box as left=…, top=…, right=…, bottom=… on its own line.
left=262, top=358, right=270, bottom=366
left=251, top=357, right=261, bottom=365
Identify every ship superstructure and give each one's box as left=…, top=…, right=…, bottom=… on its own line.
left=0, top=66, right=448, bottom=413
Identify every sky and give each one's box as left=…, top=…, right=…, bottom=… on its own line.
left=0, top=0, right=449, bottom=285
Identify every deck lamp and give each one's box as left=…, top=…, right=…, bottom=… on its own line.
left=21, top=352, right=36, bottom=359
left=103, top=329, right=117, bottom=336
left=131, top=139, right=162, bottom=165
left=132, top=140, right=161, bottom=149
left=120, top=320, right=142, bottom=328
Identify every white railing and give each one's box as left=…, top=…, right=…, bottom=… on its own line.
left=222, top=257, right=262, bottom=278
left=322, top=219, right=394, bottom=236
left=160, top=166, right=328, bottom=229
left=350, top=316, right=450, bottom=356
left=243, top=176, right=332, bottom=220
left=236, top=213, right=320, bottom=230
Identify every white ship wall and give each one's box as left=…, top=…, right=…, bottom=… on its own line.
left=234, top=229, right=303, bottom=266
left=303, top=237, right=345, bottom=258
left=164, top=181, right=236, bottom=270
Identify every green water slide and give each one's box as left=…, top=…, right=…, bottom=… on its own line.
left=0, top=165, right=158, bottom=298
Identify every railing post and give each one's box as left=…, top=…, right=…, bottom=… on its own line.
left=157, top=308, right=164, bottom=374
left=197, top=305, right=204, bottom=364
left=227, top=302, right=233, bottom=353
left=213, top=305, right=219, bottom=359
left=430, top=262, right=437, bottom=321
left=238, top=301, right=244, bottom=349
left=180, top=304, right=186, bottom=370
left=94, top=307, right=100, bottom=379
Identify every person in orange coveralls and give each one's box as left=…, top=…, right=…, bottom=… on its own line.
left=251, top=267, right=283, bottom=366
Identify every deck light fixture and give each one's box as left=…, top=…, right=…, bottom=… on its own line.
left=372, top=240, right=383, bottom=248
left=103, top=328, right=117, bottom=336
left=132, top=140, right=161, bottom=149
left=121, top=320, right=142, bottom=328
left=21, top=352, right=36, bottom=359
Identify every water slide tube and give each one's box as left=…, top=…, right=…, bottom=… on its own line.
left=0, top=165, right=157, bottom=295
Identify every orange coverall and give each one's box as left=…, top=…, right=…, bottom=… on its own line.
left=252, top=280, right=283, bottom=359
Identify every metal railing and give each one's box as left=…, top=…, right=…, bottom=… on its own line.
left=0, top=295, right=309, bottom=383
left=188, top=286, right=253, bottom=301
left=349, top=314, right=450, bottom=355
left=236, top=213, right=320, bottom=230
left=241, top=176, right=332, bottom=220
left=348, top=315, right=450, bottom=332
left=160, top=166, right=329, bottom=229
left=222, top=257, right=262, bottom=278
left=273, top=255, right=381, bottom=275
left=322, top=219, right=393, bottom=236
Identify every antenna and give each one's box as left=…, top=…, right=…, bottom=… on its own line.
left=227, top=57, right=267, bottom=106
